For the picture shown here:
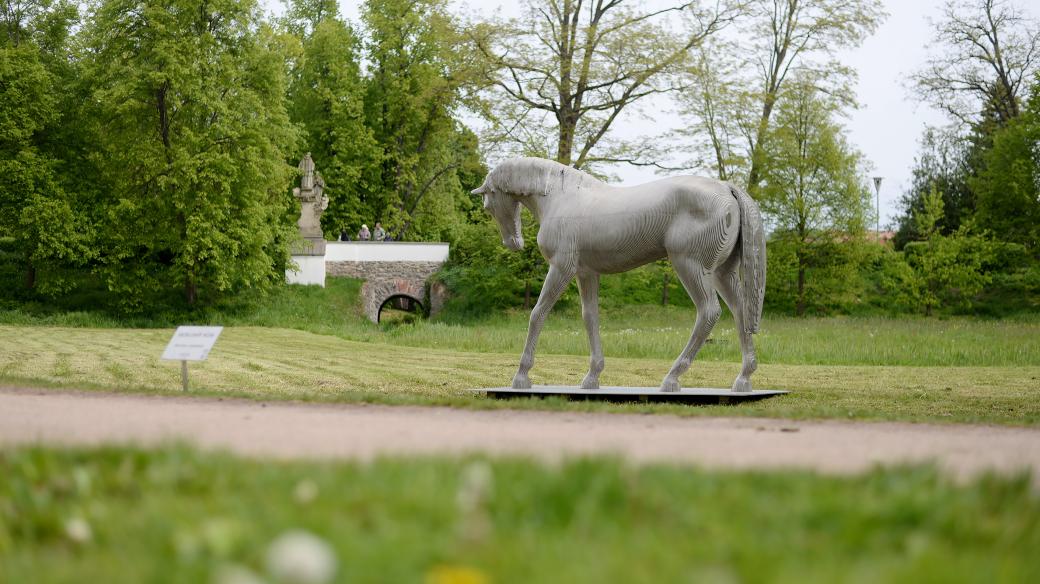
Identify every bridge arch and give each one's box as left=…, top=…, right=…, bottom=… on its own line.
left=377, top=293, right=426, bottom=323
left=324, top=242, right=449, bottom=322
left=365, top=278, right=428, bottom=323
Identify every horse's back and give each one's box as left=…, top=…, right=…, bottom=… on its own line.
left=556, top=175, right=739, bottom=274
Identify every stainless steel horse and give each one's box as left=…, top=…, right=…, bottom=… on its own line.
left=472, top=157, right=766, bottom=392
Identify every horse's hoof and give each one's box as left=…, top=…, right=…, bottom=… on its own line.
left=659, top=378, right=680, bottom=393
left=512, top=375, right=532, bottom=389
left=580, top=375, right=599, bottom=390
left=731, top=377, right=752, bottom=393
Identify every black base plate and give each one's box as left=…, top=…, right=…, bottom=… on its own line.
left=471, top=386, right=788, bottom=405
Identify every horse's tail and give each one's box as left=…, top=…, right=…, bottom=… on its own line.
left=729, top=184, right=766, bottom=334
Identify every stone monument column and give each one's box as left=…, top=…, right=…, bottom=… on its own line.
left=287, top=153, right=328, bottom=286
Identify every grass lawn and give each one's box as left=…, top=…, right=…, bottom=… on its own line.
left=1, top=278, right=1038, bottom=425
left=2, top=446, right=1038, bottom=583
left=2, top=323, right=1038, bottom=426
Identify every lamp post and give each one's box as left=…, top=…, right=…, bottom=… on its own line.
left=872, top=177, right=883, bottom=242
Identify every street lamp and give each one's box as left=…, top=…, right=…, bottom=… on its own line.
left=872, top=177, right=883, bottom=243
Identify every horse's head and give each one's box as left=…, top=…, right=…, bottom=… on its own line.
left=472, top=180, right=524, bottom=251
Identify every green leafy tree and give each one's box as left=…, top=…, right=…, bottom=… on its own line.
left=362, top=0, right=481, bottom=241
left=757, top=79, right=872, bottom=315
left=893, top=127, right=978, bottom=247
left=972, top=76, right=1040, bottom=249
left=83, top=0, right=300, bottom=309
left=914, top=185, right=947, bottom=240
left=892, top=185, right=1002, bottom=316
left=282, top=2, right=382, bottom=238
left=0, top=0, right=91, bottom=292
left=278, top=0, right=337, bottom=37
left=441, top=205, right=545, bottom=312
left=904, top=228, right=1000, bottom=315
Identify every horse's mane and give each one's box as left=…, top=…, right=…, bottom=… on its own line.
left=487, top=157, right=601, bottom=197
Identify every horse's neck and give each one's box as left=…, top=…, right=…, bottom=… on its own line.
left=518, top=194, right=547, bottom=223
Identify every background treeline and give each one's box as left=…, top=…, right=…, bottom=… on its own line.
left=1, top=0, right=485, bottom=313
left=2, top=0, right=1038, bottom=318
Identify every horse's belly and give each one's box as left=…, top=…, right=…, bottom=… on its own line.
left=578, top=241, right=666, bottom=274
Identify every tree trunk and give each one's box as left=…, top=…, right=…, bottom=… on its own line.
left=25, top=263, right=36, bottom=290
left=185, top=275, right=198, bottom=306
left=746, top=96, right=776, bottom=194
left=661, top=272, right=670, bottom=306
left=796, top=264, right=806, bottom=317
left=524, top=280, right=531, bottom=309
left=556, top=113, right=575, bottom=166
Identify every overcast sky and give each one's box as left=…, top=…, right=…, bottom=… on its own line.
left=326, top=0, right=1036, bottom=229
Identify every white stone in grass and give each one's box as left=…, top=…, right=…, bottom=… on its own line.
left=265, top=530, right=337, bottom=584
left=64, top=517, right=92, bottom=544
left=293, top=479, right=319, bottom=504
left=456, top=461, right=494, bottom=513
left=456, top=461, right=494, bottom=542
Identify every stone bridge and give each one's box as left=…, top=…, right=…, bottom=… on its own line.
left=325, top=242, right=449, bottom=323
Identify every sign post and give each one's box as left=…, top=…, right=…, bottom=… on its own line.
left=161, top=326, right=223, bottom=391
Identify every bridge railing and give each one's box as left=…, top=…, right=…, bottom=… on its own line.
left=325, top=241, right=449, bottom=263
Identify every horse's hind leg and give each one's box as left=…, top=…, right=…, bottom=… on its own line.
left=660, top=257, right=721, bottom=392
left=513, top=263, right=574, bottom=389
left=577, top=271, right=604, bottom=389
left=714, top=255, right=757, bottom=392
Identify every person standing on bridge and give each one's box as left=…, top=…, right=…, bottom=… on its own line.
left=358, top=224, right=371, bottom=241
left=374, top=222, right=386, bottom=242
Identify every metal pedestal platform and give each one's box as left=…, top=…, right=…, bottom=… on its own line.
left=472, top=386, right=788, bottom=405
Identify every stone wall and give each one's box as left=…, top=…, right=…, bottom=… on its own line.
left=327, top=261, right=442, bottom=281
left=327, top=260, right=445, bottom=322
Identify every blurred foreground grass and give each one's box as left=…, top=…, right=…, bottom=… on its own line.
left=2, top=446, right=1038, bottom=583
left=2, top=324, right=1038, bottom=426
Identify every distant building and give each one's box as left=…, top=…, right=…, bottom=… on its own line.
left=869, top=230, right=896, bottom=245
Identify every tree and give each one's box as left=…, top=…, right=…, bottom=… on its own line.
left=1, top=0, right=75, bottom=53
left=83, top=0, right=301, bottom=309
left=904, top=228, right=999, bottom=315
left=677, top=0, right=884, bottom=191
left=676, top=44, right=751, bottom=180
left=362, top=0, right=482, bottom=241
left=438, top=207, right=544, bottom=312
left=914, top=185, right=947, bottom=240
left=278, top=0, right=337, bottom=37
left=757, top=79, right=872, bottom=315
left=471, top=0, right=740, bottom=171
left=912, top=0, right=1040, bottom=128
left=0, top=0, right=90, bottom=292
left=893, top=127, right=977, bottom=247
left=282, top=1, right=382, bottom=238
left=971, top=74, right=1040, bottom=248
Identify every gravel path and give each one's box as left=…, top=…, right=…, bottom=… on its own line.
left=3, top=386, right=1039, bottom=481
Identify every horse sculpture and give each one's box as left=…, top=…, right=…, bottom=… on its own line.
left=472, top=157, right=766, bottom=392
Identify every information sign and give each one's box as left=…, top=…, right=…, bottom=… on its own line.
left=161, top=326, right=223, bottom=391
left=161, top=326, right=223, bottom=361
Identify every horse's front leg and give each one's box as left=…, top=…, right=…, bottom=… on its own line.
left=577, top=271, right=604, bottom=389
left=513, top=263, right=575, bottom=389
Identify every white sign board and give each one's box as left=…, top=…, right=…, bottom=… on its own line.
left=161, top=326, right=223, bottom=361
